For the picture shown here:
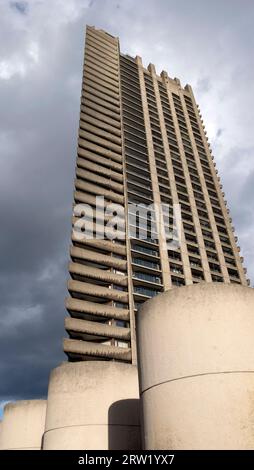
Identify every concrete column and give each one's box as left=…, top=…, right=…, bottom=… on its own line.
left=185, top=85, right=247, bottom=285
left=43, top=361, right=140, bottom=450
left=179, top=90, right=230, bottom=282
left=0, top=400, right=46, bottom=450
left=163, top=79, right=212, bottom=282
left=135, top=57, right=171, bottom=290
left=151, top=69, right=192, bottom=285
left=137, top=283, right=254, bottom=449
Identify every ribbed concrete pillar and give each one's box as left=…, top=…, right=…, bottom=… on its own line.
left=0, top=400, right=46, bottom=450
left=137, top=283, right=254, bottom=450
left=43, top=361, right=140, bottom=450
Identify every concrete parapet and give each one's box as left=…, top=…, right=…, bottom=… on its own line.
left=43, top=361, right=140, bottom=450
left=137, top=283, right=254, bottom=449
left=0, top=400, right=46, bottom=450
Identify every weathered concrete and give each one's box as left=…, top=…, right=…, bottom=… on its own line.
left=0, top=400, right=46, bottom=450
left=137, top=283, right=254, bottom=450
left=43, top=361, right=141, bottom=450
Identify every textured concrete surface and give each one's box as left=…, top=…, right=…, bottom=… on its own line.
left=137, top=283, right=254, bottom=449
left=0, top=400, right=46, bottom=450
left=43, top=361, right=141, bottom=450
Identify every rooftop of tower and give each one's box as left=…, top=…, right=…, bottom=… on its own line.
left=88, top=25, right=192, bottom=93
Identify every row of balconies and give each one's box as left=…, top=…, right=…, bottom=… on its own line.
left=65, top=29, right=133, bottom=363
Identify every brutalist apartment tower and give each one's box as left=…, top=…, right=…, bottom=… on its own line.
left=63, top=25, right=249, bottom=365
left=1, top=25, right=254, bottom=452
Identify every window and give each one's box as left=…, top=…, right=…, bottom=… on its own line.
left=171, top=276, right=185, bottom=286
left=168, top=250, right=182, bottom=261
left=170, top=263, right=183, bottom=275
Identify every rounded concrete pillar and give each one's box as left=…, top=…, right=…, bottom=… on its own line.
left=43, top=361, right=140, bottom=450
left=0, top=400, right=46, bottom=450
left=137, top=283, right=254, bottom=450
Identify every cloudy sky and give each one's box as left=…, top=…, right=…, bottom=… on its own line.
left=0, top=0, right=253, bottom=416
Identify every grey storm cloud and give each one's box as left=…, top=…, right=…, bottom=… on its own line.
left=0, top=0, right=254, bottom=413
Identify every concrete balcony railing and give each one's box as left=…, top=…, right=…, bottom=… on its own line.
left=80, top=111, right=122, bottom=138
left=76, top=156, right=123, bottom=182
left=80, top=102, right=121, bottom=129
left=75, top=178, right=124, bottom=204
left=65, top=297, right=130, bottom=321
left=77, top=146, right=123, bottom=172
left=63, top=338, right=132, bottom=362
left=65, top=317, right=131, bottom=342
left=71, top=236, right=126, bottom=256
left=78, top=136, right=122, bottom=163
left=68, top=261, right=128, bottom=287
left=67, top=279, right=129, bottom=303
left=70, top=246, right=127, bottom=271
left=79, top=119, right=122, bottom=146
left=76, top=167, right=124, bottom=194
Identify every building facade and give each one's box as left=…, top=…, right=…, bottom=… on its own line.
left=63, top=26, right=249, bottom=365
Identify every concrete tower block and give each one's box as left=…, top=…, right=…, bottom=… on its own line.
left=0, top=400, right=46, bottom=450
left=137, top=283, right=254, bottom=450
left=43, top=361, right=140, bottom=450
